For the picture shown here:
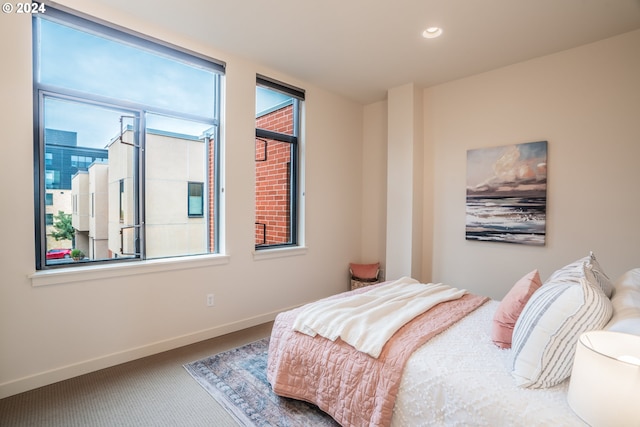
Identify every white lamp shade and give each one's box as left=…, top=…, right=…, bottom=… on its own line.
left=568, top=331, right=640, bottom=427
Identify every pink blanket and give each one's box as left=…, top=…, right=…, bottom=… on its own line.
left=267, top=285, right=489, bottom=427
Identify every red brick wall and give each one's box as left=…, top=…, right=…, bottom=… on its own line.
left=255, top=104, right=293, bottom=245
left=208, top=135, right=216, bottom=251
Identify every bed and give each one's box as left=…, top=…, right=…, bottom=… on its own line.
left=267, top=256, right=640, bottom=427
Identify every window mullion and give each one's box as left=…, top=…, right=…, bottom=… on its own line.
left=135, top=113, right=144, bottom=259
left=37, top=84, right=215, bottom=127
left=255, top=128, right=297, bottom=145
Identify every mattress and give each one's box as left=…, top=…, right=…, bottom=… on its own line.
left=391, top=300, right=587, bottom=426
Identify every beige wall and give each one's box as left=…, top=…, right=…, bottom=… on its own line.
left=385, top=84, right=424, bottom=281
left=427, top=29, right=640, bottom=300
left=71, top=172, right=89, bottom=232
left=142, top=132, right=207, bottom=258
left=362, top=29, right=640, bottom=299
left=89, top=162, right=109, bottom=259
left=107, top=135, right=135, bottom=256
left=360, top=101, right=388, bottom=275
left=0, top=2, right=363, bottom=398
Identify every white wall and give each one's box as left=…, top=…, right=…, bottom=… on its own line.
left=427, top=29, right=640, bottom=299
left=0, top=2, right=363, bottom=397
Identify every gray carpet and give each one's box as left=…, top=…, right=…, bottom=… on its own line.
left=184, top=337, right=338, bottom=426
left=0, top=322, right=273, bottom=426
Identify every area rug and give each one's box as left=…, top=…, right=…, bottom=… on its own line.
left=184, top=337, right=339, bottom=426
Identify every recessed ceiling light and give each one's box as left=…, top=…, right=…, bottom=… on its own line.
left=422, top=27, right=443, bottom=39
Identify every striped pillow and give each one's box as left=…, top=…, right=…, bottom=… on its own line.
left=511, top=263, right=613, bottom=388
left=546, top=251, right=613, bottom=298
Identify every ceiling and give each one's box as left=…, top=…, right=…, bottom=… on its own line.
left=89, top=0, right=640, bottom=104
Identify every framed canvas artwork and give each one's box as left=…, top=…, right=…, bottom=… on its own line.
left=466, top=141, right=547, bottom=245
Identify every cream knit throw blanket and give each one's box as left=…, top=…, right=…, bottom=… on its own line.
left=293, top=277, right=467, bottom=358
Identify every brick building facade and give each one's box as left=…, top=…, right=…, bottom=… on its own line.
left=255, top=103, right=293, bottom=245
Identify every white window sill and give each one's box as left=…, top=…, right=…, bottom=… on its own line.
left=29, top=254, right=230, bottom=287
left=252, top=246, right=307, bottom=261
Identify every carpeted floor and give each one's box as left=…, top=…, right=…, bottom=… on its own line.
left=184, top=337, right=338, bottom=426
left=0, top=322, right=274, bottom=426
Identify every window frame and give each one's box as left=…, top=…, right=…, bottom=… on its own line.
left=33, top=7, right=224, bottom=270
left=254, top=75, right=305, bottom=250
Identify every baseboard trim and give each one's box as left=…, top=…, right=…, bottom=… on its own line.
left=0, top=308, right=290, bottom=399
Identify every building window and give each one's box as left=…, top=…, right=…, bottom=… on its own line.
left=45, top=213, right=54, bottom=226
left=45, top=193, right=53, bottom=206
left=188, top=182, right=204, bottom=217
left=255, top=76, right=304, bottom=249
left=119, top=179, right=124, bottom=224
left=44, top=170, right=59, bottom=189
left=33, top=8, right=224, bottom=269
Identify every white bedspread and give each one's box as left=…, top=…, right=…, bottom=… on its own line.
left=391, top=300, right=587, bottom=427
left=293, top=277, right=467, bottom=358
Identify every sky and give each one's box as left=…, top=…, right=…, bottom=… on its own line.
left=256, top=87, right=290, bottom=115
left=38, top=16, right=216, bottom=148
left=38, top=15, right=292, bottom=149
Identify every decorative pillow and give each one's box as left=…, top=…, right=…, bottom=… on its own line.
left=605, top=268, right=640, bottom=336
left=492, top=270, right=542, bottom=349
left=545, top=251, right=614, bottom=298
left=511, top=262, right=613, bottom=388
left=349, top=263, right=380, bottom=281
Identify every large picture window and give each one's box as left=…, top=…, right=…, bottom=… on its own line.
left=255, top=76, right=304, bottom=249
left=33, top=8, right=224, bottom=269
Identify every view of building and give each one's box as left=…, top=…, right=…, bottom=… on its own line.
left=47, top=100, right=289, bottom=261
left=70, top=127, right=212, bottom=261
left=44, top=129, right=108, bottom=251
left=255, top=100, right=294, bottom=246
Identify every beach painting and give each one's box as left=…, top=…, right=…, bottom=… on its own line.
left=466, top=141, right=547, bottom=245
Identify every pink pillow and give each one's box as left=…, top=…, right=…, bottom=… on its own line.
left=492, top=270, right=542, bottom=349
left=349, top=263, right=380, bottom=281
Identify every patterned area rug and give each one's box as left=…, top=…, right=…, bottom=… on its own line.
left=184, top=337, right=339, bottom=426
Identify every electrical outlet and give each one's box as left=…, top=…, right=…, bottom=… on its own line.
left=206, top=294, right=215, bottom=307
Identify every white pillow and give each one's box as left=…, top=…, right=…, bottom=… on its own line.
left=511, top=262, right=613, bottom=388
left=545, top=251, right=614, bottom=298
left=605, top=268, right=640, bottom=335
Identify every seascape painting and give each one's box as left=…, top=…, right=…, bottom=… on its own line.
left=466, top=141, right=547, bottom=245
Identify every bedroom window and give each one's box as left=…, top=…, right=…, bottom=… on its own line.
left=255, top=76, right=304, bottom=249
left=33, top=8, right=224, bottom=269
